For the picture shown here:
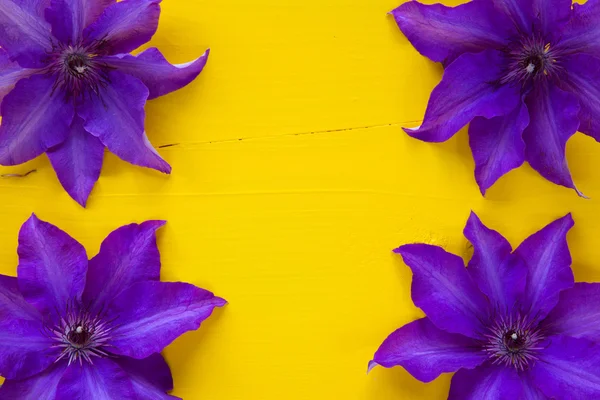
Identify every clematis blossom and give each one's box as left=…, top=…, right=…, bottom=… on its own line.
left=391, top=0, right=600, bottom=195
left=370, top=212, right=600, bottom=399
left=0, top=215, right=225, bottom=399
left=0, top=0, right=209, bottom=206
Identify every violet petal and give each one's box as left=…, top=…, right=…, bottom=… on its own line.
left=78, top=70, right=170, bottom=173
left=514, top=214, right=574, bottom=320
left=56, top=358, right=136, bottom=399
left=390, top=0, right=510, bottom=66
left=83, top=0, right=160, bottom=55
left=47, top=116, right=104, bottom=207
left=404, top=50, right=519, bottom=143
left=102, top=47, right=209, bottom=100
left=107, top=281, right=226, bottom=359
left=523, top=80, right=581, bottom=194
left=0, top=0, right=52, bottom=68
left=490, top=0, right=533, bottom=35
left=0, top=274, right=41, bottom=321
left=116, top=354, right=180, bottom=399
left=394, top=244, right=488, bottom=339
left=83, top=220, right=166, bottom=311
left=0, top=361, right=67, bottom=400
left=530, top=336, right=600, bottom=398
left=448, top=362, right=523, bottom=399
left=0, top=49, right=31, bottom=108
left=45, top=0, right=115, bottom=44
left=468, top=101, right=528, bottom=195
left=555, top=0, right=600, bottom=58
left=371, top=317, right=485, bottom=382
left=17, top=214, right=88, bottom=316
left=543, top=283, right=600, bottom=341
left=0, top=318, right=58, bottom=380
left=0, top=74, right=74, bottom=166
left=464, top=212, right=526, bottom=311
left=559, top=54, right=600, bottom=142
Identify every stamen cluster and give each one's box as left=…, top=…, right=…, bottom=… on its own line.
left=500, top=35, right=561, bottom=85
left=45, top=305, right=113, bottom=365
left=45, top=40, right=112, bottom=99
left=483, top=313, right=545, bottom=370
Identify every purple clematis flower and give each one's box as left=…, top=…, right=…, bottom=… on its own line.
left=391, top=0, right=600, bottom=195
left=0, top=214, right=225, bottom=399
left=0, top=0, right=210, bottom=206
left=370, top=212, right=600, bottom=399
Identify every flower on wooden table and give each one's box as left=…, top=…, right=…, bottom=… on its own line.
left=0, top=0, right=209, bottom=206
left=392, top=0, right=600, bottom=195
left=370, top=212, right=600, bottom=398
left=0, top=215, right=225, bottom=399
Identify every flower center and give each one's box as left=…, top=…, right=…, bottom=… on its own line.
left=46, top=307, right=114, bottom=365
left=500, top=35, right=561, bottom=85
left=483, top=314, right=544, bottom=370
left=45, top=40, right=111, bottom=100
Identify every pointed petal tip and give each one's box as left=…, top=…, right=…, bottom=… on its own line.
left=575, top=187, right=589, bottom=199
left=215, top=296, right=228, bottom=307
left=367, top=360, right=379, bottom=374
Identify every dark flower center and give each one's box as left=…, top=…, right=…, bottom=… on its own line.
left=45, top=40, right=112, bottom=100
left=500, top=35, right=561, bottom=85
left=45, top=305, right=114, bottom=365
left=483, top=313, right=544, bottom=370
left=66, top=325, right=92, bottom=347
left=66, top=53, right=90, bottom=77
left=502, top=329, right=527, bottom=352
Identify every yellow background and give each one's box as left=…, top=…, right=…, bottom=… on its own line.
left=1, top=0, right=600, bottom=398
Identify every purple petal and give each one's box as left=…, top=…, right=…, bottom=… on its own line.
left=117, top=354, right=180, bottom=399
left=543, top=283, right=600, bottom=341
left=0, top=274, right=40, bottom=321
left=394, top=244, right=488, bottom=338
left=464, top=212, right=526, bottom=311
left=448, top=362, right=522, bottom=399
left=84, top=0, right=160, bottom=55
left=47, top=116, right=104, bottom=207
left=371, top=317, right=484, bottom=382
left=554, top=0, right=600, bottom=58
left=0, top=0, right=52, bottom=68
left=390, top=0, right=510, bottom=66
left=490, top=0, right=532, bottom=35
left=102, top=47, right=209, bottom=100
left=404, top=50, right=519, bottom=142
left=469, top=101, right=529, bottom=194
left=17, top=214, right=88, bottom=316
left=530, top=0, right=571, bottom=40
left=107, top=281, right=226, bottom=359
left=56, top=358, right=136, bottom=399
left=45, top=0, right=115, bottom=44
left=530, top=336, right=600, bottom=398
left=0, top=318, right=58, bottom=379
left=492, top=0, right=570, bottom=39
left=83, top=220, right=166, bottom=312
left=559, top=54, right=600, bottom=142
left=523, top=80, right=581, bottom=194
left=514, top=214, right=574, bottom=320
left=0, top=49, right=31, bottom=107
left=0, top=74, right=74, bottom=166
left=521, top=378, right=547, bottom=400
left=78, top=71, right=171, bottom=173
left=0, top=362, right=67, bottom=400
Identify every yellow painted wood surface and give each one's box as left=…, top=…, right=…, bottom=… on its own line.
left=1, top=0, right=600, bottom=398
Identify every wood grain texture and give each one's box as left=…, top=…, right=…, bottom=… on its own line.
left=1, top=0, right=600, bottom=398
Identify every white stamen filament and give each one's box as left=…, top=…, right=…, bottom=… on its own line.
left=76, top=326, right=83, bottom=334
left=526, top=63, right=535, bottom=74
left=511, top=333, right=518, bottom=340
left=75, top=65, right=87, bottom=74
